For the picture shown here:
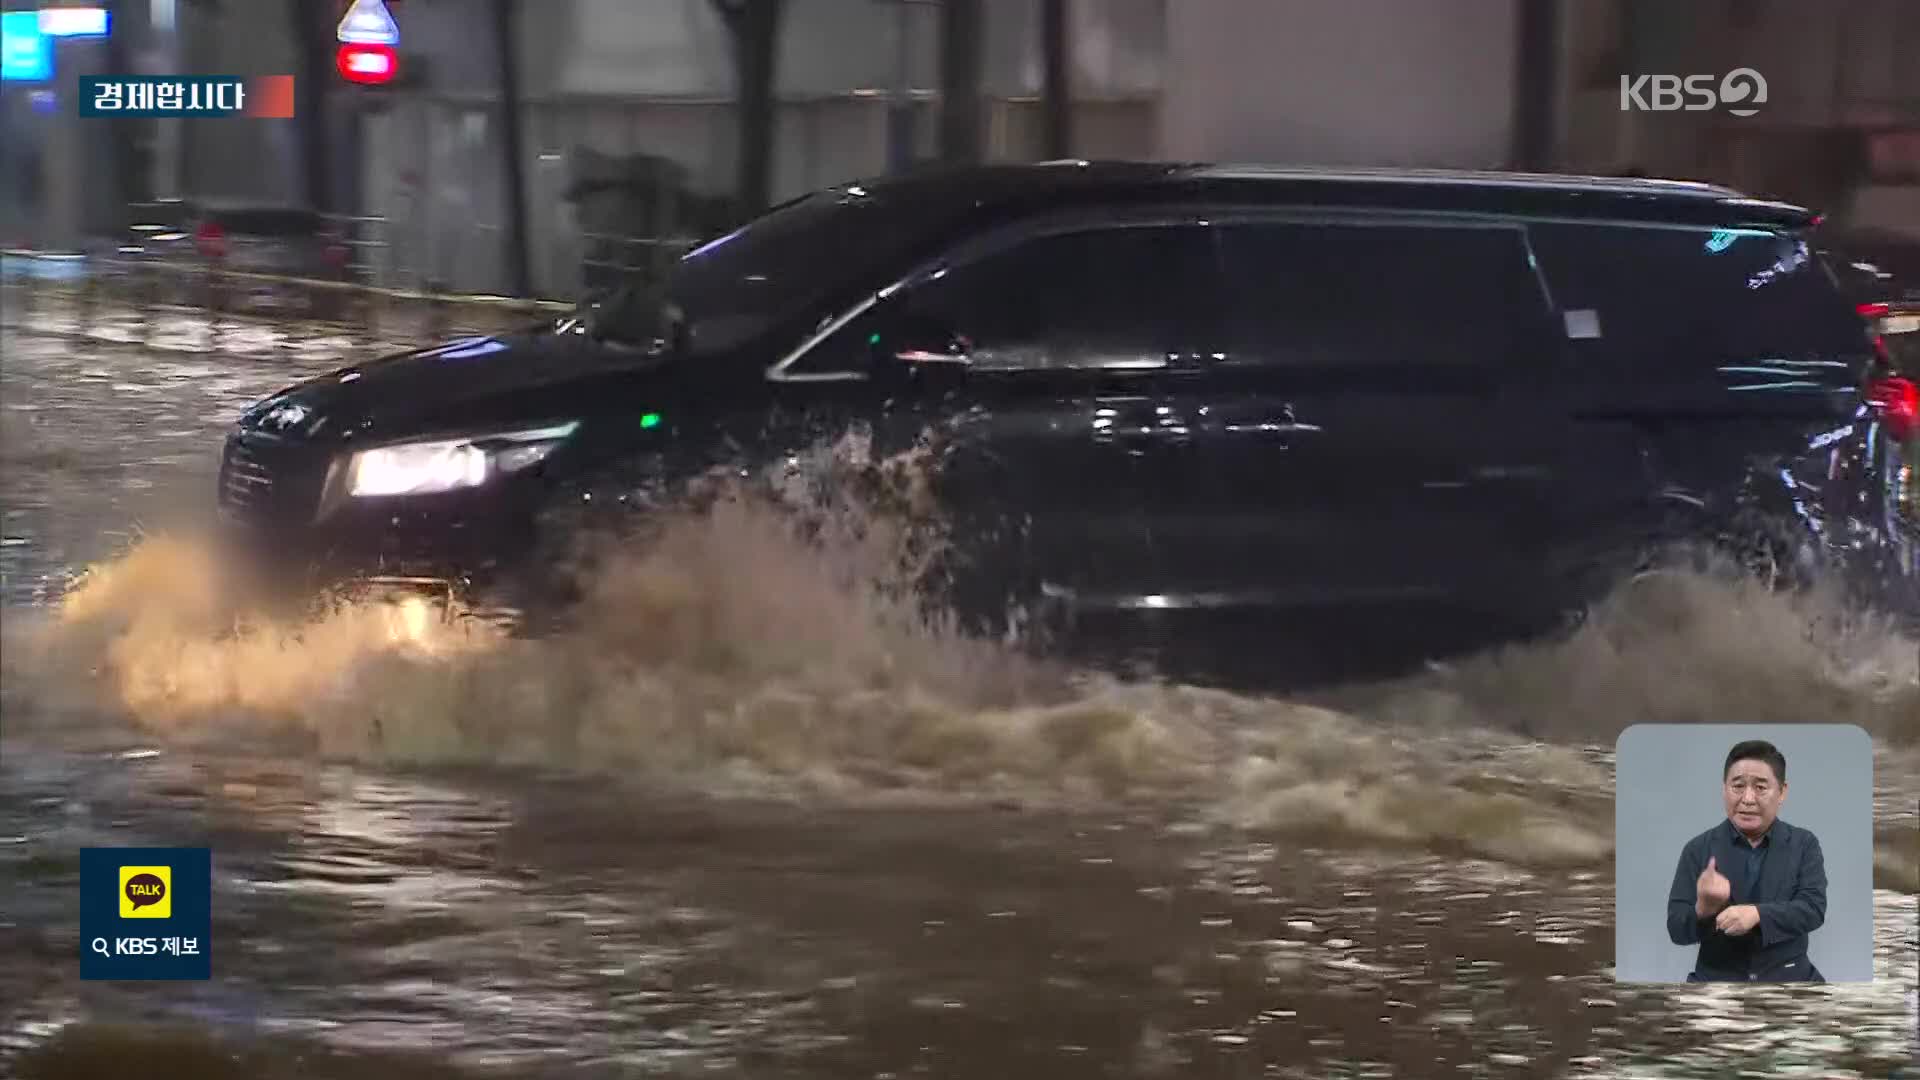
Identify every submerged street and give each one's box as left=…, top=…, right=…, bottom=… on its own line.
left=2, top=301, right=1918, bottom=1078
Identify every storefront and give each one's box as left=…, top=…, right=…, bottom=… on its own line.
left=0, top=5, right=122, bottom=249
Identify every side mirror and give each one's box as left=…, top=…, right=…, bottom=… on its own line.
left=873, top=312, right=973, bottom=372
left=586, top=285, right=681, bottom=355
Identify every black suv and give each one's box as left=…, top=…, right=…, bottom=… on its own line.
left=216, top=162, right=1920, bottom=667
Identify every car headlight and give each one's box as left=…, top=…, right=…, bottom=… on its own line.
left=345, top=422, right=580, bottom=497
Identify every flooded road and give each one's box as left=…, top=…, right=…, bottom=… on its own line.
left=3, top=301, right=1918, bottom=1078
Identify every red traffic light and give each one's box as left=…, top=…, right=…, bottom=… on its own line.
left=336, top=42, right=398, bottom=85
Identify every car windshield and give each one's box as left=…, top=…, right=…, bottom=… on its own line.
left=587, top=184, right=926, bottom=354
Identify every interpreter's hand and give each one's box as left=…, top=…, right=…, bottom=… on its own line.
left=1715, top=904, right=1761, bottom=936
left=1696, top=856, right=1731, bottom=917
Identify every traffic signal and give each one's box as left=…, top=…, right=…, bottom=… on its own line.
left=335, top=42, right=397, bottom=85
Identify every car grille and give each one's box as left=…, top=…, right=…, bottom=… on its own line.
left=219, top=438, right=273, bottom=511
left=219, top=434, right=324, bottom=526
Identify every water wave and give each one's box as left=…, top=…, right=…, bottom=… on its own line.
left=7, top=462, right=1916, bottom=869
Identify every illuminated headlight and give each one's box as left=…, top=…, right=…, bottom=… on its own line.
left=345, top=422, right=579, bottom=497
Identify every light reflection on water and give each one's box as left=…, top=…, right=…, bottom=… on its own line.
left=1, top=741, right=1915, bottom=1078
left=0, top=321, right=356, bottom=607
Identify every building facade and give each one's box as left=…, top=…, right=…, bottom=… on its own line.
left=4, top=0, right=1915, bottom=297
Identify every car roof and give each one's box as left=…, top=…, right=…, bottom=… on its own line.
left=845, top=159, right=1816, bottom=230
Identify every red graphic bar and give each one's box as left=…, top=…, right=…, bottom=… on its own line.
left=245, top=75, right=296, bottom=118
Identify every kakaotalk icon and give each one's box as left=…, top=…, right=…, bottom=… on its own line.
left=119, top=866, right=171, bottom=918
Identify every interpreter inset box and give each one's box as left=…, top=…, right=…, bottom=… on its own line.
left=1614, top=724, right=1873, bottom=984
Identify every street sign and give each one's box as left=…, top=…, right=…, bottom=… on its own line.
left=336, top=42, right=397, bottom=85
left=1, top=12, right=53, bottom=82
left=336, top=0, right=399, bottom=46
left=39, top=8, right=111, bottom=38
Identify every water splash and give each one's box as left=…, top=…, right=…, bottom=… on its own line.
left=6, top=467, right=1918, bottom=868
left=1346, top=553, right=1920, bottom=742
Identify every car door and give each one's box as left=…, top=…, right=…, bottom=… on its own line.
left=1134, top=213, right=1592, bottom=612
left=768, top=214, right=1221, bottom=620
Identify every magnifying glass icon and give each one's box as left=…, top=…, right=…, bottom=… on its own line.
left=89, top=937, right=110, bottom=957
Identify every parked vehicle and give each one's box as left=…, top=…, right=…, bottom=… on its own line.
left=213, top=162, right=1920, bottom=676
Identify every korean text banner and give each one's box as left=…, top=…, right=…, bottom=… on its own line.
left=77, top=76, right=294, bottom=118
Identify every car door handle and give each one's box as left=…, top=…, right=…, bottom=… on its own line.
left=1100, top=422, right=1196, bottom=454
left=1092, top=402, right=1196, bottom=447
left=1220, top=419, right=1320, bottom=437
left=1471, top=464, right=1552, bottom=480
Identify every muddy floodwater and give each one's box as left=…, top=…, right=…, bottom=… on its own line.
left=3, top=300, right=1918, bottom=1078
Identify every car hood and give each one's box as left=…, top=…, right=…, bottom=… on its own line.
left=240, top=329, right=673, bottom=444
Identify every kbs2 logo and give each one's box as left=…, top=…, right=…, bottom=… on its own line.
left=1619, top=69, right=1767, bottom=117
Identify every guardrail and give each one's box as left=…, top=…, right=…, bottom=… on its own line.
left=577, top=231, right=704, bottom=294
left=0, top=248, right=581, bottom=357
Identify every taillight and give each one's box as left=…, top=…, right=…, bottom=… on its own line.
left=1857, top=302, right=1895, bottom=365
left=1867, top=375, right=1919, bottom=441
left=195, top=221, right=225, bottom=260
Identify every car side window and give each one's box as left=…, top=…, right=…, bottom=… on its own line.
left=796, top=223, right=1215, bottom=374
left=1525, top=222, right=1866, bottom=373
left=1210, top=222, right=1547, bottom=370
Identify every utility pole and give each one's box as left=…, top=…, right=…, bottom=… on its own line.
left=493, top=0, right=531, bottom=296
left=102, top=0, right=151, bottom=211
left=886, top=0, right=916, bottom=172
left=293, top=0, right=332, bottom=212
left=1510, top=0, right=1560, bottom=172
left=1040, top=0, right=1070, bottom=159
left=712, top=0, right=786, bottom=217
left=938, top=0, right=983, bottom=165
left=149, top=0, right=182, bottom=199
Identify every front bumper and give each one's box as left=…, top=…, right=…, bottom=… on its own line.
left=216, top=430, right=546, bottom=607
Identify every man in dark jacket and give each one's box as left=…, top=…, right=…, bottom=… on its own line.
left=1666, top=739, right=1828, bottom=982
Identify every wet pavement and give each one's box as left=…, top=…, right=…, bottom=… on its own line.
left=2, top=740, right=1915, bottom=1079
left=2, top=302, right=1918, bottom=1078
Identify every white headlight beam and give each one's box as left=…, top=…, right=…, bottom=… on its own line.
left=344, top=422, right=581, bottom=498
